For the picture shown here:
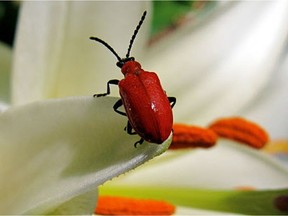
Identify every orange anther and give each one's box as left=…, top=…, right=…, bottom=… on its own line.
left=171, top=124, right=218, bottom=149
left=95, top=196, right=175, bottom=215
left=209, top=117, right=269, bottom=149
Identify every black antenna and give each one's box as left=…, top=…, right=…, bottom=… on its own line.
left=90, top=36, right=122, bottom=62
left=126, top=11, right=147, bottom=58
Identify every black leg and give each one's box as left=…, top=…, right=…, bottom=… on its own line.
left=125, top=121, right=137, bottom=134
left=113, top=99, right=126, bottom=116
left=168, top=97, right=176, bottom=108
left=134, top=138, right=144, bottom=148
left=125, top=121, right=143, bottom=148
left=93, top=79, right=119, bottom=97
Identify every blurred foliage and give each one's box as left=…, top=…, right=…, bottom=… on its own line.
left=0, top=1, right=19, bottom=46
left=151, top=1, right=215, bottom=36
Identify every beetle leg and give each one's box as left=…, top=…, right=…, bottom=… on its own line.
left=125, top=121, right=137, bottom=134
left=93, top=79, right=119, bottom=97
left=168, top=97, right=176, bottom=108
left=113, top=99, right=126, bottom=116
left=125, top=121, right=144, bottom=148
left=134, top=138, right=144, bottom=148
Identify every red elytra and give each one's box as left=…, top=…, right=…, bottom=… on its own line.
left=120, top=61, right=174, bottom=144
left=90, top=11, right=176, bottom=147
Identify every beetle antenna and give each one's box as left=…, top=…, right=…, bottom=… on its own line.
left=126, top=11, right=147, bottom=58
left=90, top=37, right=122, bottom=62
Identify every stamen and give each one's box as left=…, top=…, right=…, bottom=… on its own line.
left=208, top=117, right=269, bottom=149
left=95, top=196, right=175, bottom=215
left=170, top=124, right=218, bottom=149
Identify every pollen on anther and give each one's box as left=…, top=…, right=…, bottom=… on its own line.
left=170, top=124, right=218, bottom=149
left=95, top=196, right=175, bottom=215
left=208, top=117, right=269, bottom=149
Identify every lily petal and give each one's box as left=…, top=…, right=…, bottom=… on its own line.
left=243, top=52, right=288, bottom=139
left=145, top=1, right=288, bottom=125
left=0, top=96, right=171, bottom=214
left=175, top=206, right=240, bottom=215
left=47, top=188, right=97, bottom=215
left=106, top=140, right=288, bottom=189
left=12, top=1, right=150, bottom=105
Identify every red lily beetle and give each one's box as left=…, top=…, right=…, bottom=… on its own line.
left=90, top=11, right=176, bottom=147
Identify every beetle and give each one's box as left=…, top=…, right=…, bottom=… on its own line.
left=90, top=11, right=176, bottom=147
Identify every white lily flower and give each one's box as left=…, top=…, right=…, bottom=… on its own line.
left=0, top=1, right=171, bottom=214
left=1, top=0, right=288, bottom=215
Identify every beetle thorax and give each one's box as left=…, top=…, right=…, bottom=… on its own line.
left=121, top=61, right=142, bottom=76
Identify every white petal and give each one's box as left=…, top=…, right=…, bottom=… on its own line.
left=107, top=140, right=288, bottom=190
left=144, top=1, right=288, bottom=125
left=242, top=52, right=288, bottom=139
left=0, top=96, right=171, bottom=214
left=46, top=188, right=97, bottom=215
left=12, top=1, right=151, bottom=105
left=175, top=206, right=241, bottom=215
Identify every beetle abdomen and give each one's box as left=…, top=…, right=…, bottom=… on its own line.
left=119, top=71, right=173, bottom=144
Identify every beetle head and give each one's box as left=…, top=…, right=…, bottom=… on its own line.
left=120, top=60, right=142, bottom=75
left=116, top=57, right=135, bottom=68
